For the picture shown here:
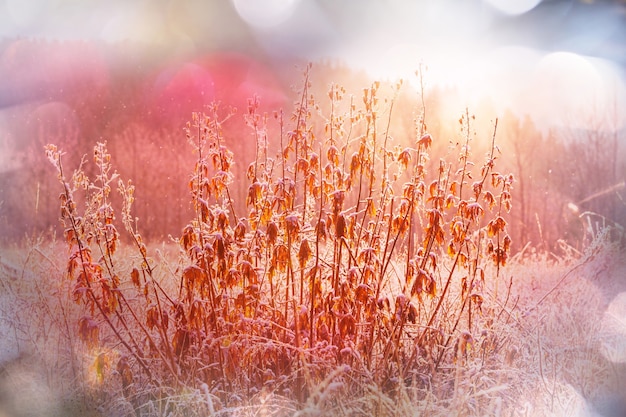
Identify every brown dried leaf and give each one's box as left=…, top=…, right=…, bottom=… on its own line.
left=298, top=239, right=312, bottom=267
left=131, top=268, right=141, bottom=289
left=355, top=284, right=372, bottom=304
left=418, top=133, right=432, bottom=149
left=398, top=148, right=411, bottom=171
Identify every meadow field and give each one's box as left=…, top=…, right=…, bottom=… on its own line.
left=1, top=61, right=625, bottom=416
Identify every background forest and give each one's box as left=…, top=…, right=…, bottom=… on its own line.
left=1, top=39, right=624, bottom=253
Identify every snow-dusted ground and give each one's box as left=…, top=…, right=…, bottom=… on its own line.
left=0, top=239, right=624, bottom=417
left=0, top=253, right=104, bottom=417
left=515, top=243, right=626, bottom=417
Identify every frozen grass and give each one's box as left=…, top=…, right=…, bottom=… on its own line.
left=0, top=232, right=624, bottom=416
left=1, top=70, right=625, bottom=416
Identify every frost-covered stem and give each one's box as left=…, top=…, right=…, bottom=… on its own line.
left=434, top=275, right=475, bottom=371
left=292, top=64, right=311, bottom=211
left=211, top=115, right=239, bottom=225
left=373, top=88, right=397, bottom=241
left=311, top=144, right=324, bottom=348
left=418, top=233, right=465, bottom=345
left=47, top=148, right=155, bottom=383
left=340, top=96, right=355, bottom=190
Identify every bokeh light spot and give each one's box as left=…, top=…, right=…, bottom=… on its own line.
left=601, top=292, right=626, bottom=364
left=484, top=0, right=542, bottom=15
left=232, top=0, right=298, bottom=29
left=523, top=51, right=625, bottom=129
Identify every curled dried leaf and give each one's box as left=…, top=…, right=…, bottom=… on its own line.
left=267, top=222, right=279, bottom=246
left=298, top=239, right=312, bottom=267
left=398, top=148, right=411, bottom=171
left=78, top=316, right=99, bottom=349
left=327, top=145, right=339, bottom=166
left=350, top=152, right=361, bottom=176
left=331, top=190, right=345, bottom=216
left=456, top=331, right=474, bottom=358
left=338, top=314, right=356, bottom=338
left=503, top=234, right=512, bottom=252
left=247, top=182, right=263, bottom=207
left=131, top=268, right=141, bottom=289
left=316, top=219, right=327, bottom=241
left=355, top=283, right=372, bottom=304
left=285, top=214, right=300, bottom=240
left=418, top=133, right=432, bottom=149
left=487, top=216, right=507, bottom=237
left=272, top=244, right=289, bottom=272
left=335, top=214, right=346, bottom=238
left=483, top=191, right=496, bottom=210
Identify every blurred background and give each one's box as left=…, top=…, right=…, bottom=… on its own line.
left=0, top=0, right=625, bottom=252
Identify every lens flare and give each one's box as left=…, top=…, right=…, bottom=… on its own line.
left=232, top=0, right=299, bottom=29
left=484, top=0, right=542, bottom=15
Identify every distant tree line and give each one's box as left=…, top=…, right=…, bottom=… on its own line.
left=0, top=39, right=623, bottom=253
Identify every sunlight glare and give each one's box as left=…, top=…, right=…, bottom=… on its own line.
left=361, top=42, right=507, bottom=120
left=351, top=40, right=626, bottom=132
left=370, top=43, right=487, bottom=94
left=523, top=51, right=624, bottom=130
left=101, top=5, right=165, bottom=45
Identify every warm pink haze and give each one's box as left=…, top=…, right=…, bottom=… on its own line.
left=0, top=2, right=625, bottom=417
left=1, top=0, right=625, bottom=129
left=0, top=0, right=623, bottom=244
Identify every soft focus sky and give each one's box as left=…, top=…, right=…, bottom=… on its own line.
left=1, top=0, right=626, bottom=130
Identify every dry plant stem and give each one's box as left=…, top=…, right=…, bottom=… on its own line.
left=419, top=163, right=444, bottom=272
left=373, top=200, right=411, bottom=370
left=311, top=143, right=325, bottom=348
left=372, top=84, right=398, bottom=244
left=423, top=120, right=495, bottom=330
left=408, top=230, right=463, bottom=374
left=194, top=118, right=204, bottom=244
left=530, top=253, right=594, bottom=311
left=458, top=109, right=472, bottom=201
left=408, top=66, right=428, bottom=265
left=496, top=275, right=515, bottom=323
left=292, top=64, right=311, bottom=212
left=434, top=275, right=475, bottom=371
left=377, top=198, right=395, bottom=299
left=43, top=70, right=519, bottom=407
left=98, top=243, right=178, bottom=380
left=94, top=147, right=180, bottom=381
left=367, top=86, right=377, bottom=230
left=417, top=64, right=427, bottom=133
left=113, top=297, right=179, bottom=381
left=285, top=231, right=293, bottom=339
left=299, top=141, right=310, bottom=307
left=49, top=149, right=155, bottom=384
left=280, top=109, right=286, bottom=195
left=354, top=84, right=378, bottom=257
left=123, top=217, right=177, bottom=308
left=190, top=115, right=221, bottom=336
left=340, top=95, right=355, bottom=191
left=114, top=267, right=179, bottom=379
left=430, top=119, right=500, bottom=371
left=467, top=242, right=480, bottom=330
left=486, top=120, right=501, bottom=281
left=216, top=124, right=239, bottom=226
left=380, top=197, right=409, bottom=280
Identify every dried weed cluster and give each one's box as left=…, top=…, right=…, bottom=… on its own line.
left=44, top=66, right=517, bottom=415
